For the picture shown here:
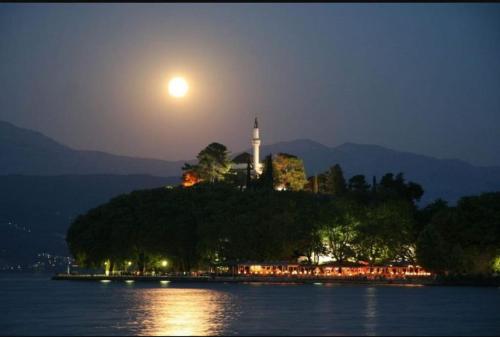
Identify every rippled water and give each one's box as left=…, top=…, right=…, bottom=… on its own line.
left=1, top=274, right=499, bottom=336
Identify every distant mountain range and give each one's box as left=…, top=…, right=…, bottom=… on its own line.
left=257, top=139, right=500, bottom=205
left=1, top=119, right=500, bottom=269
left=0, top=120, right=186, bottom=176
left=2, top=120, right=500, bottom=205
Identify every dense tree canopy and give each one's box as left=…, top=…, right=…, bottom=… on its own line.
left=66, top=175, right=435, bottom=274
left=67, top=184, right=330, bottom=273
left=67, top=143, right=500, bottom=278
left=416, top=192, right=500, bottom=276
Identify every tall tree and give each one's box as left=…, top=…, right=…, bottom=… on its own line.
left=257, top=154, right=274, bottom=190
left=416, top=222, right=449, bottom=275
left=371, top=176, right=377, bottom=194
left=348, top=175, right=370, bottom=192
left=378, top=172, right=423, bottom=204
left=273, top=153, right=308, bottom=191
left=322, top=198, right=361, bottom=264
left=416, top=192, right=500, bottom=276
left=313, top=175, right=319, bottom=194
left=325, top=164, right=347, bottom=197
left=186, top=142, right=232, bottom=184
left=353, top=200, right=416, bottom=265
left=245, top=158, right=253, bottom=190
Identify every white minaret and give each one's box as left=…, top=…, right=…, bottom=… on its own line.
left=252, top=117, right=263, bottom=175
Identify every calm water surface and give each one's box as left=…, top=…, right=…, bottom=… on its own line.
left=1, top=274, right=499, bottom=336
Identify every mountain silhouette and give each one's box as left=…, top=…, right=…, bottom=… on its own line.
left=2, top=120, right=500, bottom=204
left=250, top=140, right=500, bottom=204
left=0, top=120, right=186, bottom=176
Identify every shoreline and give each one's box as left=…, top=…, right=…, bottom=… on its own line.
left=51, top=274, right=500, bottom=287
left=52, top=274, right=436, bottom=285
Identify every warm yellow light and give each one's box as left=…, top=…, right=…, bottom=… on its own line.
left=161, top=260, right=168, bottom=267
left=168, top=77, right=189, bottom=97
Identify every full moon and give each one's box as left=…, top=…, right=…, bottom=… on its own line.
left=168, top=77, right=189, bottom=97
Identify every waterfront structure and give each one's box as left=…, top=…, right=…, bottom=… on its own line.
left=231, top=261, right=431, bottom=279
left=62, top=260, right=431, bottom=280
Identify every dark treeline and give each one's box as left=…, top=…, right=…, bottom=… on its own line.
left=67, top=161, right=500, bottom=276
left=417, top=194, right=500, bottom=276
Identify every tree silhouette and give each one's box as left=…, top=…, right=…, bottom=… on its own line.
left=325, top=164, right=347, bottom=197
left=257, top=154, right=274, bottom=191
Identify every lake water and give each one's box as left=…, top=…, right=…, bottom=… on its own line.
left=1, top=274, right=499, bottom=336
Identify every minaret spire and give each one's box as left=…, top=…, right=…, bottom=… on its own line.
left=252, top=117, right=262, bottom=175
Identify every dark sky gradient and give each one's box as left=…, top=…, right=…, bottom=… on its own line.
left=1, top=4, right=500, bottom=165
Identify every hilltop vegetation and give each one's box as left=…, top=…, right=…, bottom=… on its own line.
left=66, top=148, right=500, bottom=276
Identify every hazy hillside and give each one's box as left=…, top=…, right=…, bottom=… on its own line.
left=0, top=120, right=186, bottom=176
left=0, top=174, right=179, bottom=269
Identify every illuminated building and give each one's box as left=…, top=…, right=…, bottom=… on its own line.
left=251, top=117, right=263, bottom=175
left=229, top=261, right=431, bottom=279
left=231, top=117, right=263, bottom=177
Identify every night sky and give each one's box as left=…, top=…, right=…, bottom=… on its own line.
left=1, top=4, right=499, bottom=165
